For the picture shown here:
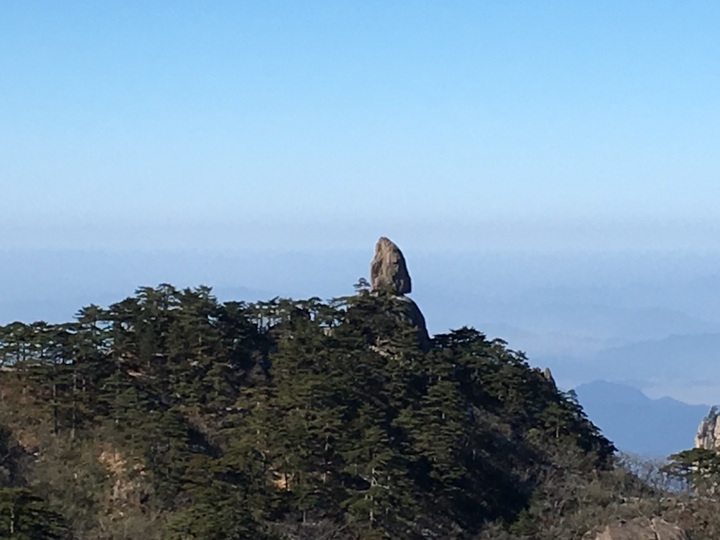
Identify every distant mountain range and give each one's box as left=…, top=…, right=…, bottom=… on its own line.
left=574, top=380, right=710, bottom=458
left=541, top=333, right=720, bottom=405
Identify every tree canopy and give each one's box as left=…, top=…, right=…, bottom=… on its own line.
left=0, top=284, right=637, bottom=539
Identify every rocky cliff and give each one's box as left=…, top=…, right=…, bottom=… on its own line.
left=695, top=406, right=720, bottom=450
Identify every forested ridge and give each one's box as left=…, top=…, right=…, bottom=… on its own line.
left=0, top=282, right=712, bottom=539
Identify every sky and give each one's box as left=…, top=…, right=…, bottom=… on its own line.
left=2, top=1, right=720, bottom=253
left=4, top=2, right=720, bottom=408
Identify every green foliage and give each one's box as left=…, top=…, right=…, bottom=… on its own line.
left=0, top=487, right=69, bottom=539
left=0, top=285, right=620, bottom=539
left=664, top=447, right=720, bottom=494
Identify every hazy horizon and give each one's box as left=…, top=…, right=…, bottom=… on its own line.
left=4, top=244, right=720, bottom=406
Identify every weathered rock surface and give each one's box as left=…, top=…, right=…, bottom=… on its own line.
left=393, top=295, right=431, bottom=351
left=370, top=237, right=412, bottom=295
left=695, top=406, right=720, bottom=450
left=592, top=517, right=686, bottom=540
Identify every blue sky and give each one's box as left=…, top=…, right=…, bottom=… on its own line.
left=2, top=1, right=720, bottom=252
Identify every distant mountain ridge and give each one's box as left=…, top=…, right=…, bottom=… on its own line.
left=574, top=380, right=710, bottom=457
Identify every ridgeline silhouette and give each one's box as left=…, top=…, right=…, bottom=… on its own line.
left=0, top=238, right=715, bottom=539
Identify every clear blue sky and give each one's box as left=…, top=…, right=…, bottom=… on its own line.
left=2, top=1, right=720, bottom=252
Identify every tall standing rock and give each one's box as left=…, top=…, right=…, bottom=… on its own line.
left=370, top=237, right=412, bottom=295
left=368, top=237, right=429, bottom=350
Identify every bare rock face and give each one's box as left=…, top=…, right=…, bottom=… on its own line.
left=593, top=517, right=686, bottom=540
left=371, top=237, right=412, bottom=295
left=695, top=406, right=720, bottom=450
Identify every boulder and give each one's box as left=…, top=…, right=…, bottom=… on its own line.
left=370, top=237, right=412, bottom=295
left=593, top=517, right=686, bottom=540
left=695, top=406, right=720, bottom=450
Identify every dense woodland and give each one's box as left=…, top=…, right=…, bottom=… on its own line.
left=0, top=283, right=718, bottom=539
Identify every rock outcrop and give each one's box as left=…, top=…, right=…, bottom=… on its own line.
left=369, top=237, right=429, bottom=350
left=592, top=517, right=686, bottom=540
left=695, top=406, right=720, bottom=450
left=394, top=295, right=430, bottom=350
left=371, top=237, right=412, bottom=295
